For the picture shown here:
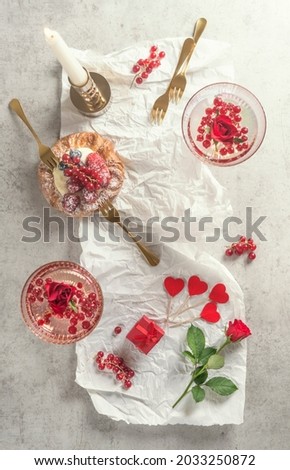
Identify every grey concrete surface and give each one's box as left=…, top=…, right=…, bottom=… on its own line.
left=1, top=0, right=290, bottom=450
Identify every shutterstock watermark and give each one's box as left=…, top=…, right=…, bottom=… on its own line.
left=21, top=207, right=267, bottom=244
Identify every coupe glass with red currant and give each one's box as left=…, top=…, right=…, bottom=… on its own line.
left=182, top=82, right=266, bottom=166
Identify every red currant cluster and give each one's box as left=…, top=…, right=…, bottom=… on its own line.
left=132, top=45, right=166, bottom=85
left=225, top=236, right=257, bottom=261
left=28, top=279, right=99, bottom=334
left=60, top=150, right=110, bottom=193
left=95, top=351, right=134, bottom=389
left=197, top=96, right=249, bottom=156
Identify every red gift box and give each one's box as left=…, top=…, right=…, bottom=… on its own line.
left=126, top=315, right=164, bottom=355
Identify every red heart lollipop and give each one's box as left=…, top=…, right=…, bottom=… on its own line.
left=164, top=277, right=185, bottom=297
left=209, top=283, right=229, bottom=304
left=200, top=302, right=221, bottom=323
left=188, top=276, right=208, bottom=296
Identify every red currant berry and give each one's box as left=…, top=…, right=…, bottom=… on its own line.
left=68, top=325, right=77, bottom=334
left=132, top=64, right=140, bottom=73
left=97, top=351, right=104, bottom=358
left=225, top=248, right=234, bottom=256
left=70, top=317, right=78, bottom=325
left=150, top=45, right=158, bottom=52
left=213, top=96, right=223, bottom=106
left=114, top=326, right=122, bottom=335
left=197, top=126, right=205, bottom=134
left=241, top=127, right=248, bottom=134
left=141, top=72, right=148, bottom=80
left=196, top=134, right=204, bottom=142
left=233, top=105, right=241, bottom=114
left=62, top=153, right=70, bottom=163
left=98, top=363, right=105, bottom=370
left=29, top=295, right=36, bottom=303
left=35, top=278, right=43, bottom=286
left=250, top=243, right=257, bottom=251
left=155, top=59, right=161, bottom=67
left=220, top=148, right=228, bottom=156
left=106, top=363, right=113, bottom=370
left=37, top=319, right=45, bottom=326
left=81, top=320, right=90, bottom=330
left=234, top=115, right=242, bottom=122
left=146, top=66, right=153, bottom=74
left=116, top=373, right=124, bottom=381
left=127, top=370, right=135, bottom=379
left=150, top=52, right=157, bottom=59
left=202, top=140, right=211, bottom=149
left=227, top=147, right=234, bottom=154
left=135, top=76, right=143, bottom=85
left=205, top=108, right=213, bottom=115
left=248, top=252, right=256, bottom=260
left=88, top=293, right=96, bottom=301
left=159, top=51, right=165, bottom=58
left=124, top=380, right=132, bottom=389
left=45, top=278, right=52, bottom=283
left=137, top=59, right=144, bottom=66
left=107, top=353, right=114, bottom=361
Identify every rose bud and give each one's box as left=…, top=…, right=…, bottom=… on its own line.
left=225, top=319, right=251, bottom=342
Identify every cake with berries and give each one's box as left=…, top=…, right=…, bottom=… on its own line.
left=38, top=132, right=125, bottom=216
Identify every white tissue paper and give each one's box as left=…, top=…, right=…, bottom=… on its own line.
left=60, top=38, right=247, bottom=425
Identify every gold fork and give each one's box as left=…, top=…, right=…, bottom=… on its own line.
left=100, top=201, right=160, bottom=267
left=169, top=18, right=207, bottom=104
left=150, top=37, right=195, bottom=125
left=9, top=98, right=58, bottom=171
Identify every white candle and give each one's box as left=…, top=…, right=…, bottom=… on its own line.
left=44, top=27, right=88, bottom=87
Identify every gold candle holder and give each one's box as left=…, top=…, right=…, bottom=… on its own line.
left=69, top=68, right=111, bottom=117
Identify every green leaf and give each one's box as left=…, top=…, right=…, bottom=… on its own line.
left=199, top=347, right=217, bottom=366
left=207, top=354, right=225, bottom=370
left=191, top=385, right=205, bottom=403
left=182, top=350, right=195, bottom=364
left=205, top=377, right=238, bottom=396
left=69, top=300, right=78, bottom=312
left=187, top=325, right=205, bottom=361
left=234, top=137, right=244, bottom=144
left=193, top=366, right=208, bottom=385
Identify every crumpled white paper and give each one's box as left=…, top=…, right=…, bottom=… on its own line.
left=60, top=38, right=247, bottom=425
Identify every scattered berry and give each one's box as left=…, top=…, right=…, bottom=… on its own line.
left=114, top=326, right=122, bottom=335
left=95, top=352, right=135, bottom=389
left=131, top=45, right=166, bottom=86
left=225, top=236, right=257, bottom=261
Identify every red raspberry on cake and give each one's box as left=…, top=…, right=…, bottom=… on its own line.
left=62, top=194, right=80, bottom=213
left=82, top=188, right=98, bottom=203
left=66, top=178, right=83, bottom=193
left=86, top=152, right=111, bottom=188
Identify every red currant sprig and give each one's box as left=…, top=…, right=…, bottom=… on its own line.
left=225, top=236, right=257, bottom=261
left=61, top=152, right=103, bottom=192
left=95, top=351, right=134, bottom=389
left=131, top=45, right=166, bottom=86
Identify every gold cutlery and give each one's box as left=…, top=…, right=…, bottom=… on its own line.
left=9, top=98, right=58, bottom=171
left=100, top=201, right=160, bottom=267
left=169, top=18, right=207, bottom=104
left=150, top=18, right=207, bottom=124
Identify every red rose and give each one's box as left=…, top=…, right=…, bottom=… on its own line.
left=226, top=319, right=251, bottom=342
left=45, top=281, right=74, bottom=315
left=211, top=115, right=238, bottom=143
